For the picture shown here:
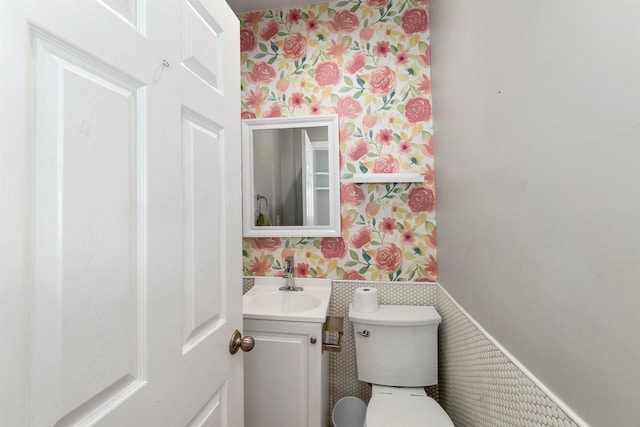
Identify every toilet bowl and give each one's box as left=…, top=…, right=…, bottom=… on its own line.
left=363, top=385, right=453, bottom=427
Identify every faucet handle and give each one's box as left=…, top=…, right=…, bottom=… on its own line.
left=284, top=256, right=294, bottom=273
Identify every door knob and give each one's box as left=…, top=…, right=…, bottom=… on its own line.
left=229, top=329, right=255, bottom=354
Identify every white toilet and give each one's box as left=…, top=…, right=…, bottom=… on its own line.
left=349, top=304, right=454, bottom=427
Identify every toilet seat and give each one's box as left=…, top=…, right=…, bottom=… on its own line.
left=364, top=386, right=454, bottom=427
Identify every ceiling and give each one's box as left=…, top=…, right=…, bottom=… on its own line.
left=226, top=0, right=320, bottom=14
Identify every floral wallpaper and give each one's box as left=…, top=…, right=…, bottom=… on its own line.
left=239, top=0, right=436, bottom=282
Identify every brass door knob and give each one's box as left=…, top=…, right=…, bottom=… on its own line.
left=229, top=329, right=255, bottom=354
left=310, top=336, right=317, bottom=344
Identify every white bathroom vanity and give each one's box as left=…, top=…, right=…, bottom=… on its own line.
left=243, top=277, right=331, bottom=427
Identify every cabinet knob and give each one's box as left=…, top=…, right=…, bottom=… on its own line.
left=310, top=336, right=317, bottom=344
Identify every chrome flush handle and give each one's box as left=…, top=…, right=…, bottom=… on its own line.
left=357, top=330, right=370, bottom=338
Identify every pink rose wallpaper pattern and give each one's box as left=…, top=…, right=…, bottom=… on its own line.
left=240, top=0, right=437, bottom=282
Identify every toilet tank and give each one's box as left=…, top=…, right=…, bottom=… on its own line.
left=349, top=304, right=441, bottom=387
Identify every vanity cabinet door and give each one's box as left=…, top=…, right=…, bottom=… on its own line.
left=244, top=319, right=328, bottom=427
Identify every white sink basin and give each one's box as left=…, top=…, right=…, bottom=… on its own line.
left=245, top=292, right=322, bottom=312
left=243, top=277, right=332, bottom=322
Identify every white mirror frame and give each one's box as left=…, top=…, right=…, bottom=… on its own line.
left=242, top=115, right=341, bottom=238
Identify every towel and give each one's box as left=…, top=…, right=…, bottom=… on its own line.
left=257, top=212, right=271, bottom=226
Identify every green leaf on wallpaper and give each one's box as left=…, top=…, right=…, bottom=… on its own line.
left=359, top=162, right=368, bottom=173
left=362, top=250, right=371, bottom=262
left=397, top=105, right=405, bottom=113
left=359, top=266, right=369, bottom=274
left=271, top=41, right=279, bottom=52
left=371, top=217, right=376, bottom=227
left=353, top=91, right=362, bottom=100
left=370, top=240, right=381, bottom=246
left=242, top=249, right=248, bottom=257
left=419, top=41, right=428, bottom=52
left=344, top=76, right=354, bottom=87
left=369, top=193, right=374, bottom=202
left=336, top=267, right=345, bottom=277
left=247, top=60, right=255, bottom=68
left=310, top=268, right=318, bottom=276
left=331, top=93, right=339, bottom=103
left=422, top=130, right=432, bottom=140
left=347, top=163, right=356, bottom=173
left=363, top=18, right=369, bottom=27
left=400, top=193, right=408, bottom=203
left=342, top=173, right=353, bottom=180
left=414, top=247, right=422, bottom=255
left=259, top=43, right=268, bottom=53
left=254, top=53, right=267, bottom=59
left=279, top=10, right=283, bottom=18
left=339, top=87, right=351, bottom=93
left=344, top=261, right=358, bottom=267
left=411, top=157, right=418, bottom=165
left=327, top=8, right=336, bottom=18
left=368, top=130, right=373, bottom=138
left=349, top=250, right=359, bottom=261
left=278, top=32, right=287, bottom=37
left=302, top=12, right=309, bottom=19
left=350, top=4, right=359, bottom=12
left=407, top=268, right=417, bottom=281
left=397, top=222, right=405, bottom=232
left=356, top=75, right=365, bottom=87
left=313, top=239, right=321, bottom=249
left=267, top=57, right=277, bottom=65
left=393, top=16, right=401, bottom=25
left=390, top=45, right=398, bottom=54
left=388, top=272, right=394, bottom=281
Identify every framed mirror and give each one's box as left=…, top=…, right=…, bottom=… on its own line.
left=241, top=115, right=341, bottom=237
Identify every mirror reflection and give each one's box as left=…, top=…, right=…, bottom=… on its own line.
left=242, top=115, right=340, bottom=238
left=252, top=126, right=329, bottom=227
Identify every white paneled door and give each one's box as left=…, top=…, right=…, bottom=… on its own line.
left=0, top=0, right=243, bottom=425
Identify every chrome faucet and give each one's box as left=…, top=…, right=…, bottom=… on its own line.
left=279, top=256, right=303, bottom=291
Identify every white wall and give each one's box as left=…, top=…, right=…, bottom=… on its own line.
left=429, top=1, right=640, bottom=425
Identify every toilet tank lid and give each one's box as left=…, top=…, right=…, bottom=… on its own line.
left=349, top=304, right=441, bottom=326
